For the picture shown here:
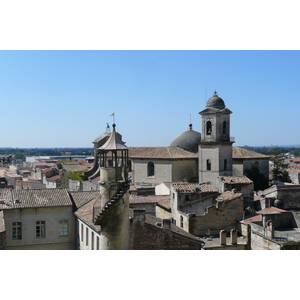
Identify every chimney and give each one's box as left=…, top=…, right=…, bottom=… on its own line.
left=162, top=219, right=171, bottom=232
left=220, top=230, right=226, bottom=246
left=132, top=208, right=146, bottom=224
left=230, top=229, right=237, bottom=244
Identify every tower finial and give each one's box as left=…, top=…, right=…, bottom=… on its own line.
left=214, top=90, right=218, bottom=96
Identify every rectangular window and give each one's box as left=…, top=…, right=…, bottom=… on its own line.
left=36, top=220, right=46, bottom=238
left=91, top=232, right=94, bottom=250
left=12, top=221, right=22, bottom=239
left=59, top=219, right=69, bottom=237
left=86, top=228, right=89, bottom=247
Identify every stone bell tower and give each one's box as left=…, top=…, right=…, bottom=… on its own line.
left=198, top=91, right=234, bottom=185
left=93, top=123, right=130, bottom=250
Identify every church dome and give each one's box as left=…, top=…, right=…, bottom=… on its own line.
left=206, top=91, right=225, bottom=109
left=170, top=124, right=201, bottom=153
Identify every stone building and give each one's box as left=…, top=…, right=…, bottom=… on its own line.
left=0, top=189, right=77, bottom=250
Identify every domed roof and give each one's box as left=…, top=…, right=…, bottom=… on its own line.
left=170, top=124, right=201, bottom=153
left=206, top=91, right=225, bottom=109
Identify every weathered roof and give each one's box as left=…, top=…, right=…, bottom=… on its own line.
left=74, top=198, right=101, bottom=232
left=170, top=125, right=201, bottom=153
left=216, top=191, right=243, bottom=201
left=129, top=146, right=198, bottom=159
left=232, top=146, right=271, bottom=159
left=62, top=164, right=88, bottom=172
left=69, top=191, right=100, bottom=209
left=0, top=189, right=72, bottom=210
left=218, top=175, right=253, bottom=184
left=172, top=182, right=218, bottom=193
left=129, top=194, right=157, bottom=204
left=145, top=214, right=203, bottom=243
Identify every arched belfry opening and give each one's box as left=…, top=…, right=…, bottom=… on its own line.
left=206, top=121, right=212, bottom=135
left=147, top=162, right=155, bottom=177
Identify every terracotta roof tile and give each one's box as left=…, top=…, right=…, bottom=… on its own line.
left=172, top=183, right=218, bottom=193
left=232, top=146, right=271, bottom=159
left=0, top=189, right=72, bottom=210
left=218, top=176, right=253, bottom=184
left=69, top=191, right=100, bottom=209
left=129, top=146, right=198, bottom=159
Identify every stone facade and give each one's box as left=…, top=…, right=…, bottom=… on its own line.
left=3, top=207, right=76, bottom=250
left=189, top=191, right=244, bottom=236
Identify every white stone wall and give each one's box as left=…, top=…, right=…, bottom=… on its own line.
left=4, top=207, right=76, bottom=250
left=77, top=219, right=101, bottom=250
left=155, top=183, right=171, bottom=195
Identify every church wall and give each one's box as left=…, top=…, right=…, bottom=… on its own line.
left=172, top=159, right=198, bottom=182
left=131, top=159, right=172, bottom=186
left=4, top=207, right=76, bottom=250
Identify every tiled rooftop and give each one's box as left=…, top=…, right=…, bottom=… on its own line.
left=129, top=146, right=198, bottom=159
left=171, top=183, right=218, bottom=193
left=232, top=146, right=271, bottom=159
left=0, top=189, right=72, bottom=210
left=145, top=214, right=203, bottom=242
left=219, top=175, right=253, bottom=184
left=74, top=198, right=101, bottom=232
left=69, top=191, right=100, bottom=209
left=217, top=191, right=243, bottom=201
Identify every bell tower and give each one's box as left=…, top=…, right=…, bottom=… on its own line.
left=198, top=92, right=234, bottom=185
left=93, top=123, right=130, bottom=250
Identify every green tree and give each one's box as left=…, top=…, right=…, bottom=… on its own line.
left=14, top=152, right=26, bottom=161
left=245, top=162, right=269, bottom=191
left=270, top=146, right=291, bottom=183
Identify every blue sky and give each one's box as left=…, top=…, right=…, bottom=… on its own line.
left=0, top=50, right=300, bottom=148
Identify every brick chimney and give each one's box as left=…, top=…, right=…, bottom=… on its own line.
left=220, top=230, right=226, bottom=246
left=162, top=219, right=171, bottom=232
left=230, top=229, right=237, bottom=244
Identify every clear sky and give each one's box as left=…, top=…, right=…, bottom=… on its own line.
left=1, top=1, right=299, bottom=149
left=0, top=50, right=299, bottom=148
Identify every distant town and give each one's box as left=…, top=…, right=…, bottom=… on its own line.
left=2, top=93, right=300, bottom=250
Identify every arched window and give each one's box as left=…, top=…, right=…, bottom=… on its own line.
left=223, top=121, right=227, bottom=134
left=12, top=221, right=22, bottom=239
left=224, top=159, right=227, bottom=171
left=206, top=121, right=212, bottom=135
left=147, top=162, right=155, bottom=177
left=206, top=159, right=211, bottom=171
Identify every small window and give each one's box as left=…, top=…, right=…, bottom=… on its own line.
left=207, top=159, right=211, bottom=171
left=36, top=220, right=46, bottom=238
left=12, top=221, right=22, bottom=240
left=224, top=159, right=227, bottom=171
left=97, top=236, right=100, bottom=250
left=185, top=195, right=190, bottom=201
left=180, top=216, right=183, bottom=228
left=86, top=228, right=89, bottom=247
left=147, top=162, right=155, bottom=177
left=59, top=219, right=69, bottom=237
left=206, top=121, right=212, bottom=135
left=91, top=232, right=94, bottom=250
